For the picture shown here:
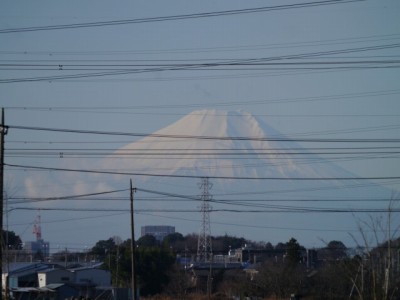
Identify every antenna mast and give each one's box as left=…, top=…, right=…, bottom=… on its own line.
left=197, top=177, right=213, bottom=262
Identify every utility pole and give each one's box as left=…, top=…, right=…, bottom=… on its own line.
left=0, top=108, right=8, bottom=299
left=130, top=179, right=138, bottom=300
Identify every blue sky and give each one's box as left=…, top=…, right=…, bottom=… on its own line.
left=1, top=0, right=400, bottom=250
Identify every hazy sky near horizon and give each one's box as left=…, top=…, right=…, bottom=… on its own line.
left=1, top=0, right=400, bottom=250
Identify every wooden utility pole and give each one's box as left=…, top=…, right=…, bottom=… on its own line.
left=0, top=108, right=7, bottom=299
left=130, top=179, right=138, bottom=300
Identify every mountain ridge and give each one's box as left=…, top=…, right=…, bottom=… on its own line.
left=105, top=109, right=354, bottom=180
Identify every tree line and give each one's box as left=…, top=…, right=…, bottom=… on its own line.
left=88, top=233, right=400, bottom=299
left=2, top=228, right=399, bottom=299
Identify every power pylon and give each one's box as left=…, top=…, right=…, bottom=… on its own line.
left=197, top=177, right=213, bottom=262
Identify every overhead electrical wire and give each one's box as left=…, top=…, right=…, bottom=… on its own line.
left=1, top=42, right=398, bottom=83
left=9, top=206, right=399, bottom=213
left=7, top=185, right=396, bottom=235
left=6, top=145, right=400, bottom=160
left=5, top=163, right=400, bottom=180
left=0, top=0, right=363, bottom=34
left=9, top=211, right=358, bottom=233
left=5, top=88, right=400, bottom=111
left=6, top=156, right=398, bottom=177
left=3, top=32, right=398, bottom=57
left=6, top=188, right=129, bottom=202
left=6, top=149, right=400, bottom=156
left=2, top=59, right=399, bottom=71
left=7, top=189, right=396, bottom=232
left=7, top=148, right=400, bottom=158
left=7, top=146, right=400, bottom=151
left=8, top=185, right=399, bottom=212
left=7, top=124, right=400, bottom=143
left=8, top=196, right=396, bottom=204
left=137, top=212, right=359, bottom=233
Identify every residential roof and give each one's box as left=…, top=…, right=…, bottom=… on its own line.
left=6, top=263, right=60, bottom=277
left=68, top=262, right=104, bottom=271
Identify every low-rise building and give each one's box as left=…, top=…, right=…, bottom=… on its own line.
left=3, top=262, right=111, bottom=300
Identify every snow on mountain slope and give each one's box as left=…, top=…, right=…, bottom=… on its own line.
left=106, top=109, right=345, bottom=179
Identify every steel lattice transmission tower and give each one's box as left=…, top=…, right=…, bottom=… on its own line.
left=197, top=177, right=213, bottom=262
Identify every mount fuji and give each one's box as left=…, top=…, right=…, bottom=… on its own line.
left=100, top=109, right=393, bottom=247
left=107, top=109, right=346, bottom=179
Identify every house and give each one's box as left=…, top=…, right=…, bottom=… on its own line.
left=70, top=265, right=111, bottom=287
left=12, top=282, right=96, bottom=300
left=4, top=262, right=111, bottom=300
left=3, top=262, right=61, bottom=291
left=38, top=268, right=73, bottom=287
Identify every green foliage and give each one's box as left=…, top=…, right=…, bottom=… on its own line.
left=90, top=238, right=116, bottom=260
left=213, top=234, right=248, bottom=253
left=88, top=232, right=400, bottom=299
left=136, top=246, right=176, bottom=296
left=2, top=230, right=22, bottom=250
left=92, top=236, right=176, bottom=296
left=285, top=237, right=302, bottom=265
left=137, top=234, right=159, bottom=248
left=162, top=232, right=184, bottom=249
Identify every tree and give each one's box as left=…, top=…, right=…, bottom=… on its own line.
left=90, top=238, right=116, bottom=261
left=286, top=238, right=302, bottom=265
left=2, top=230, right=22, bottom=250
left=102, top=237, right=176, bottom=295
left=216, top=234, right=248, bottom=253
left=318, top=240, right=347, bottom=261
left=162, top=232, right=185, bottom=251
left=256, top=259, right=306, bottom=298
left=163, top=232, right=184, bottom=245
left=137, top=234, right=159, bottom=248
left=307, top=258, right=357, bottom=300
left=135, top=246, right=176, bottom=296
left=349, top=198, right=400, bottom=300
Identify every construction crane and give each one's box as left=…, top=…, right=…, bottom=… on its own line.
left=32, top=213, right=42, bottom=241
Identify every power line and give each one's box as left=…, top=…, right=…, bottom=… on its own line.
left=8, top=196, right=396, bottom=204
left=10, top=212, right=128, bottom=226
left=9, top=210, right=357, bottom=233
left=7, top=188, right=128, bottom=202
left=4, top=88, right=400, bottom=111
left=5, top=163, right=400, bottom=180
left=3, top=32, right=398, bottom=57
left=1, top=42, right=398, bottom=83
left=0, top=0, right=363, bottom=34
left=10, top=206, right=400, bottom=213
left=2, top=59, right=399, bottom=70
left=6, top=146, right=400, bottom=151
left=6, top=150, right=400, bottom=157
left=136, top=212, right=358, bottom=233
left=7, top=124, right=400, bottom=143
